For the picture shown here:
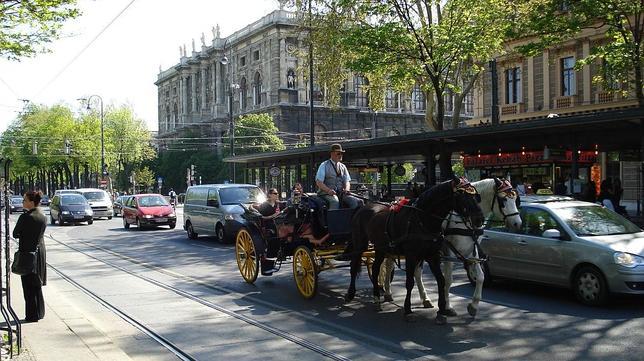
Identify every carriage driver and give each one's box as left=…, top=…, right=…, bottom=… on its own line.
left=315, top=143, right=364, bottom=210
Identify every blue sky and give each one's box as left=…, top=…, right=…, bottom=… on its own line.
left=0, top=0, right=280, bottom=132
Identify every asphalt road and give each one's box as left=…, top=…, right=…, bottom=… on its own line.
left=22, top=209, right=644, bottom=361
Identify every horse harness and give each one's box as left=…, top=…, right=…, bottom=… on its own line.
left=491, top=180, right=520, bottom=221
left=442, top=211, right=487, bottom=266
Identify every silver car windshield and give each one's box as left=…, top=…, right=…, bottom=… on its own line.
left=83, top=191, right=107, bottom=201
left=552, top=205, right=641, bottom=236
left=219, top=187, right=264, bottom=205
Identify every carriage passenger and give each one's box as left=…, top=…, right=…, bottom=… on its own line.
left=315, top=143, right=364, bottom=210
left=251, top=188, right=281, bottom=216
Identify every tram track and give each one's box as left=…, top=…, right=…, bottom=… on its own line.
left=47, top=233, right=391, bottom=361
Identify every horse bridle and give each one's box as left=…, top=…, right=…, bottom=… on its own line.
left=490, top=180, right=520, bottom=221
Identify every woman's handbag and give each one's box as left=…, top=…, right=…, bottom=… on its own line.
left=11, top=250, right=37, bottom=276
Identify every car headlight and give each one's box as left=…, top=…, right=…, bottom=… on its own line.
left=62, top=211, right=70, bottom=215
left=144, top=214, right=154, bottom=219
left=168, top=213, right=176, bottom=218
left=614, top=252, right=644, bottom=268
left=224, top=213, right=235, bottom=221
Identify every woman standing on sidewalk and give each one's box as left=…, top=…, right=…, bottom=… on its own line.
left=13, top=191, right=47, bottom=322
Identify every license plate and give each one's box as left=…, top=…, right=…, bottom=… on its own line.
left=74, top=215, right=84, bottom=219
left=156, top=218, right=167, bottom=223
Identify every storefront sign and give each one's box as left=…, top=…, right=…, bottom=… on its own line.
left=464, top=151, right=596, bottom=168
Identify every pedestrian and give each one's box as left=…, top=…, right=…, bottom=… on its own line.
left=168, top=188, right=177, bottom=208
left=12, top=191, right=47, bottom=323
left=315, top=143, right=363, bottom=210
left=516, top=177, right=528, bottom=196
left=582, top=181, right=597, bottom=203
left=598, top=179, right=615, bottom=211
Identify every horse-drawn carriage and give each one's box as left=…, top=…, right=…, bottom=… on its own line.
left=234, top=191, right=374, bottom=299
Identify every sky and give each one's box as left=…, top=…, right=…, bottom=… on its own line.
left=0, top=0, right=281, bottom=133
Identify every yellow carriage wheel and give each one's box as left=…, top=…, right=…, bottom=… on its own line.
left=235, top=228, right=259, bottom=284
left=293, top=246, right=318, bottom=299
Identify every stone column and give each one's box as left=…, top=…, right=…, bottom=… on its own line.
left=191, top=71, right=197, bottom=113
left=543, top=50, right=550, bottom=110
left=582, top=39, right=591, bottom=105
left=528, top=56, right=535, bottom=112
left=201, top=64, right=207, bottom=112
left=212, top=60, right=217, bottom=113
left=279, top=38, right=287, bottom=88
left=180, top=76, right=187, bottom=125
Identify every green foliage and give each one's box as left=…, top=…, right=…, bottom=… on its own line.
left=0, top=0, right=81, bottom=60
left=452, top=160, right=465, bottom=177
left=234, top=113, right=285, bottom=155
left=134, top=166, right=155, bottom=189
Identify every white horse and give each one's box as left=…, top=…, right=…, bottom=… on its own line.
left=380, top=178, right=522, bottom=317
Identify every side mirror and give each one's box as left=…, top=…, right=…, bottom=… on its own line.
left=207, top=199, right=219, bottom=207
left=542, top=229, right=561, bottom=239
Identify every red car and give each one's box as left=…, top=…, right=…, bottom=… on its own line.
left=122, top=194, right=176, bottom=230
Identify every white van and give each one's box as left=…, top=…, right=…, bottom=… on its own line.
left=183, top=184, right=265, bottom=242
left=76, top=188, right=114, bottom=219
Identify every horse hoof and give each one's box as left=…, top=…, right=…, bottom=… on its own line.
left=404, top=313, right=418, bottom=323
left=437, top=308, right=457, bottom=317
left=467, top=304, right=478, bottom=317
left=435, top=314, right=447, bottom=325
left=384, top=294, right=394, bottom=302
left=422, top=300, right=434, bottom=309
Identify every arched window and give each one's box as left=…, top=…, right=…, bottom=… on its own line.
left=253, top=72, right=262, bottom=106
left=314, top=124, right=327, bottom=143
left=412, top=85, right=426, bottom=112
left=354, top=74, right=369, bottom=108
left=240, top=77, right=247, bottom=110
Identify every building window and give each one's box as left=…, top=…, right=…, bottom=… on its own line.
left=505, top=67, right=522, bottom=104
left=253, top=50, right=260, bottom=61
left=240, top=56, right=246, bottom=67
left=412, top=85, right=426, bottom=112
left=287, top=69, right=296, bottom=89
left=354, top=74, right=369, bottom=108
left=240, top=77, right=247, bottom=110
left=165, top=106, right=170, bottom=132
left=464, top=90, right=474, bottom=115
left=313, top=82, right=324, bottom=102
left=173, top=103, right=178, bottom=128
left=385, top=88, right=399, bottom=109
left=205, top=65, right=212, bottom=107
left=603, top=60, right=621, bottom=90
left=195, top=71, right=201, bottom=111
left=339, top=79, right=349, bottom=106
left=444, top=89, right=454, bottom=113
left=165, top=89, right=170, bottom=99
left=172, top=86, right=177, bottom=96
left=253, top=72, right=262, bottom=106
left=561, top=57, right=576, bottom=96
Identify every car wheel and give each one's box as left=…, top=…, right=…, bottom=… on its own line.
left=186, top=222, right=198, bottom=239
left=58, top=214, right=65, bottom=226
left=87, top=219, right=94, bottom=225
left=136, top=217, right=143, bottom=230
left=123, top=216, right=130, bottom=229
left=108, top=216, right=112, bottom=220
left=573, top=265, right=608, bottom=306
left=169, top=223, right=176, bottom=229
left=216, top=224, right=226, bottom=243
left=50, top=214, right=56, bottom=225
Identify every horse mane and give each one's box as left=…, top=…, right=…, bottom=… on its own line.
left=415, top=180, right=453, bottom=211
left=471, top=178, right=496, bottom=195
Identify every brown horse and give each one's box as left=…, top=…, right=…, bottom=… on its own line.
left=345, top=178, right=484, bottom=323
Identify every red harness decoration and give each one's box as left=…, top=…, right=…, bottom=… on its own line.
left=391, top=198, right=410, bottom=213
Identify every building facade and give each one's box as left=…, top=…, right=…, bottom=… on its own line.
left=466, top=24, right=640, bottom=205
left=155, top=10, right=474, bottom=151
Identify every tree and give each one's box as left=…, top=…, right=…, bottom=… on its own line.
left=0, top=0, right=81, bottom=60
left=234, top=113, right=285, bottom=155
left=513, top=0, right=644, bottom=107
left=133, top=166, right=155, bottom=192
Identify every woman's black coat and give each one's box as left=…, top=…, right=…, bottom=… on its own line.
left=12, top=208, right=47, bottom=285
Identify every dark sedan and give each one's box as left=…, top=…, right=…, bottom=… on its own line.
left=50, top=194, right=94, bottom=225
left=9, top=196, right=24, bottom=213
left=113, top=195, right=130, bottom=216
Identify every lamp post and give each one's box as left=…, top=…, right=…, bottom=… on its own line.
left=79, top=95, right=105, bottom=187
left=220, top=39, right=239, bottom=183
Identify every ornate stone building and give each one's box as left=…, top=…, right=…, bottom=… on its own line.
left=155, top=10, right=474, bottom=150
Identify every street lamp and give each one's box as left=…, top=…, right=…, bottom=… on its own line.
left=220, top=39, right=239, bottom=183
left=79, top=95, right=106, bottom=186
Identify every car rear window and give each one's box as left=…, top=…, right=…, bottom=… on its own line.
left=83, top=191, right=108, bottom=201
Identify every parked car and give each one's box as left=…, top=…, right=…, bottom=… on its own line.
left=122, top=194, right=176, bottom=230
left=113, top=195, right=131, bottom=216
left=9, top=196, right=24, bottom=213
left=76, top=188, right=113, bottom=219
left=478, top=195, right=644, bottom=306
left=183, top=184, right=265, bottom=242
left=50, top=193, right=93, bottom=225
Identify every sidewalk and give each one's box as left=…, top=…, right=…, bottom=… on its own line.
left=3, top=270, right=135, bottom=361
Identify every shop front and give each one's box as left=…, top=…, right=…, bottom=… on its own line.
left=463, top=150, right=599, bottom=195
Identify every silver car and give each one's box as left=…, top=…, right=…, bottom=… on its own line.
left=480, top=196, right=644, bottom=306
